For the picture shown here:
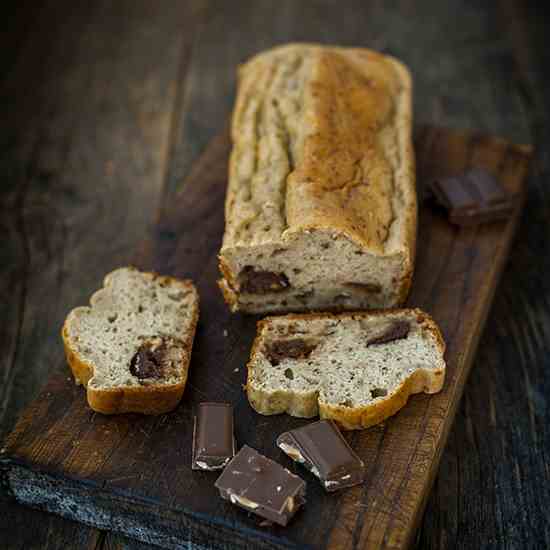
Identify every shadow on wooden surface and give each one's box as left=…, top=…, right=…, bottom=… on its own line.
left=0, top=126, right=531, bottom=549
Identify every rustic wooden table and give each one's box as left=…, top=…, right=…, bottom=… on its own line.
left=1, top=1, right=548, bottom=549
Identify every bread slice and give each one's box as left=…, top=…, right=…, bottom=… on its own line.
left=246, top=309, right=445, bottom=430
left=62, top=267, right=199, bottom=415
left=219, top=43, right=416, bottom=314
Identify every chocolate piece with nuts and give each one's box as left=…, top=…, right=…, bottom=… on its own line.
left=264, top=339, right=317, bottom=366
left=277, top=420, right=365, bottom=492
left=239, top=266, right=290, bottom=294
left=192, top=403, right=235, bottom=471
left=215, top=445, right=306, bottom=526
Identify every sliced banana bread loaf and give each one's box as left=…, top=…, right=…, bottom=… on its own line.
left=246, top=309, right=445, bottom=429
left=62, top=267, right=199, bottom=415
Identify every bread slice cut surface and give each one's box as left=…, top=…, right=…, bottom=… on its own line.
left=246, top=309, right=445, bottom=429
left=62, top=267, right=199, bottom=415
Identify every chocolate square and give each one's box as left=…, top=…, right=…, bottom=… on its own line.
left=215, top=445, right=306, bottom=526
left=192, top=402, right=235, bottom=471
left=277, top=420, right=365, bottom=492
left=429, top=168, right=514, bottom=226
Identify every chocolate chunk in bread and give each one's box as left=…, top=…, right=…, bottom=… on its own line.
left=264, top=338, right=317, bottom=366
left=130, top=341, right=165, bottom=380
left=344, top=282, right=383, bottom=294
left=370, top=388, right=388, bottom=398
left=366, top=321, right=410, bottom=346
left=239, top=267, right=290, bottom=294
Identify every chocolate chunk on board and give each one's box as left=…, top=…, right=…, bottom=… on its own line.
left=263, top=338, right=318, bottom=366
left=215, top=445, right=306, bottom=526
left=239, top=266, right=290, bottom=294
left=366, top=321, right=410, bottom=346
left=277, top=420, right=365, bottom=492
left=192, top=403, right=235, bottom=471
left=429, top=168, right=514, bottom=226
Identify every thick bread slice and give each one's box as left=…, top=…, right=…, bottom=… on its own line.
left=62, top=267, right=199, bottom=415
left=219, top=43, right=416, bottom=314
left=246, top=309, right=445, bottom=430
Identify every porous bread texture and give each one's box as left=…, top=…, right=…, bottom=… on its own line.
left=219, top=43, right=416, bottom=314
left=246, top=309, right=445, bottom=430
left=62, top=267, right=199, bottom=415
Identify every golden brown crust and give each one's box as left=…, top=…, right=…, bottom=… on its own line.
left=387, top=55, right=417, bottom=306
left=219, top=44, right=416, bottom=314
left=396, top=268, right=414, bottom=306
left=319, top=364, right=444, bottom=430
left=62, top=325, right=94, bottom=386
left=284, top=48, right=413, bottom=254
left=218, top=256, right=236, bottom=291
left=247, top=308, right=445, bottom=430
left=217, top=278, right=238, bottom=313
left=62, top=269, right=199, bottom=415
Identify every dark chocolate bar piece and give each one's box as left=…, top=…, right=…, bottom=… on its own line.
left=431, top=175, right=478, bottom=211
left=192, top=402, right=235, bottom=471
left=277, top=420, right=365, bottom=492
left=215, top=445, right=306, bottom=526
left=429, top=168, right=514, bottom=226
left=465, top=168, right=509, bottom=204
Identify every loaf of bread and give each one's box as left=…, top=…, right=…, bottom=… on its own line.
left=219, top=43, right=416, bottom=314
left=62, top=267, right=199, bottom=415
left=246, top=309, right=445, bottom=430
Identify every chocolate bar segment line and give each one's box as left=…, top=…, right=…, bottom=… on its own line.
left=277, top=420, right=366, bottom=492
left=429, top=168, right=515, bottom=227
left=431, top=176, right=477, bottom=211
left=192, top=402, right=235, bottom=471
left=214, top=445, right=306, bottom=526
left=449, top=202, right=514, bottom=226
left=465, top=168, right=509, bottom=204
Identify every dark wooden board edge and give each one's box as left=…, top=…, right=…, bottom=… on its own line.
left=1, top=460, right=295, bottom=550
left=0, top=375, right=301, bottom=550
left=401, top=198, right=524, bottom=547
left=386, top=128, right=532, bottom=550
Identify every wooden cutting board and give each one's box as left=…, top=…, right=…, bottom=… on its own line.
left=0, top=126, right=531, bottom=550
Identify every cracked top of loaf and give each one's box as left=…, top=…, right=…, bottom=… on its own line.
left=222, top=43, right=415, bottom=257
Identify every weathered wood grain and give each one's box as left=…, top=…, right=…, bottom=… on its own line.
left=2, top=0, right=548, bottom=549
left=0, top=0, right=204, bottom=548
left=0, top=127, right=531, bottom=549
left=417, top=3, right=550, bottom=549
